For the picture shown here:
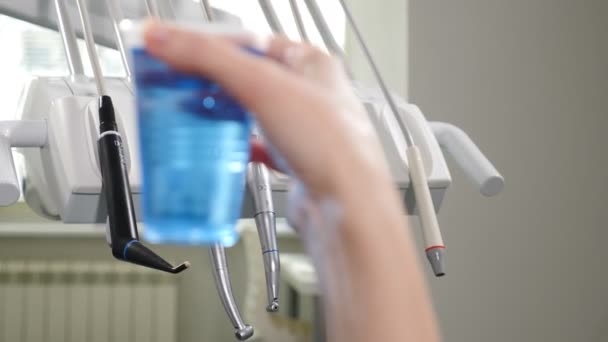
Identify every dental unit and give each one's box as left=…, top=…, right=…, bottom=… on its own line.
left=0, top=0, right=504, bottom=340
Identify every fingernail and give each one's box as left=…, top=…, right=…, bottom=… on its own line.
left=145, top=21, right=169, bottom=45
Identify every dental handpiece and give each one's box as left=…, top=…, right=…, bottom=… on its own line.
left=98, top=97, right=190, bottom=274
left=75, top=0, right=189, bottom=274
left=247, top=160, right=280, bottom=312
left=210, top=244, right=255, bottom=341
left=240, top=4, right=282, bottom=313
left=194, top=7, right=257, bottom=334
left=335, top=0, right=446, bottom=276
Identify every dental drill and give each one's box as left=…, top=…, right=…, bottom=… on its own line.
left=302, top=0, right=446, bottom=276
left=247, top=136, right=280, bottom=313
left=210, top=244, right=255, bottom=340
left=193, top=5, right=262, bottom=338
left=74, top=0, right=190, bottom=274
left=246, top=6, right=285, bottom=314
left=337, top=0, right=446, bottom=276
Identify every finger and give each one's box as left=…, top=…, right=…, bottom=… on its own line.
left=264, top=35, right=313, bottom=63
left=143, top=20, right=317, bottom=124
left=265, top=36, right=347, bottom=86
left=143, top=21, right=350, bottom=191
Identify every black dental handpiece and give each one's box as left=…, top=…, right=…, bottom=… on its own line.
left=98, top=95, right=190, bottom=274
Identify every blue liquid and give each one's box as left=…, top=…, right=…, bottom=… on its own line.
left=132, top=48, right=252, bottom=246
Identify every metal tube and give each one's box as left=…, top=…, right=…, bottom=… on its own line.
left=145, top=0, right=160, bottom=17
left=105, top=0, right=131, bottom=79
left=54, top=0, right=85, bottom=76
left=200, top=0, right=214, bottom=22
left=209, top=244, right=254, bottom=341
left=258, top=0, right=285, bottom=34
left=247, top=162, right=280, bottom=312
left=301, top=0, right=354, bottom=78
left=302, top=0, right=344, bottom=58
left=74, top=0, right=107, bottom=95
left=0, top=136, right=20, bottom=206
left=289, top=0, right=309, bottom=41
left=336, top=0, right=413, bottom=146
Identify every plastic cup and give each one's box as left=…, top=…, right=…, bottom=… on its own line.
left=121, top=21, right=257, bottom=246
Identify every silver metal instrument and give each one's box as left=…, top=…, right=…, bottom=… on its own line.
left=54, top=0, right=85, bottom=77
left=210, top=244, right=255, bottom=341
left=247, top=161, right=280, bottom=312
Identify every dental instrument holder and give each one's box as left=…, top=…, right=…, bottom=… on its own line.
left=74, top=0, right=189, bottom=274
left=0, top=121, right=48, bottom=206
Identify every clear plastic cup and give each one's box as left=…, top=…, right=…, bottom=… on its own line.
left=121, top=21, right=255, bottom=246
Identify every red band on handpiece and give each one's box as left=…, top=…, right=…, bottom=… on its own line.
left=249, top=139, right=277, bottom=170
left=425, top=245, right=446, bottom=252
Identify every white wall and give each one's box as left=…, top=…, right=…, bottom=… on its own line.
left=408, top=1, right=608, bottom=341
left=345, top=0, right=409, bottom=98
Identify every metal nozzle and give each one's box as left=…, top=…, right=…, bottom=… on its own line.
left=266, top=300, right=279, bottom=313
left=209, top=244, right=254, bottom=341
left=235, top=325, right=254, bottom=341
left=247, top=162, right=280, bottom=312
left=426, top=248, right=446, bottom=277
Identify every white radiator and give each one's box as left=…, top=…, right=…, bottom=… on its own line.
left=0, top=260, right=178, bottom=342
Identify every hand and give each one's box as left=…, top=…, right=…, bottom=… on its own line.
left=143, top=21, right=393, bottom=204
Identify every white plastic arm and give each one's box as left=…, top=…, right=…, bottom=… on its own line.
left=430, top=121, right=504, bottom=197
left=0, top=120, right=48, bottom=206
left=0, top=136, right=19, bottom=206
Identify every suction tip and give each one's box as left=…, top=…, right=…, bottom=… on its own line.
left=168, top=261, right=191, bottom=274
left=426, top=247, right=446, bottom=277
left=235, top=325, right=254, bottom=340
left=266, top=300, right=279, bottom=312
left=123, top=240, right=191, bottom=274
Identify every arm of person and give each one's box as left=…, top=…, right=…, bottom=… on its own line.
left=143, top=21, right=441, bottom=342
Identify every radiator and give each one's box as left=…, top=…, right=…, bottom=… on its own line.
left=0, top=260, right=179, bottom=342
